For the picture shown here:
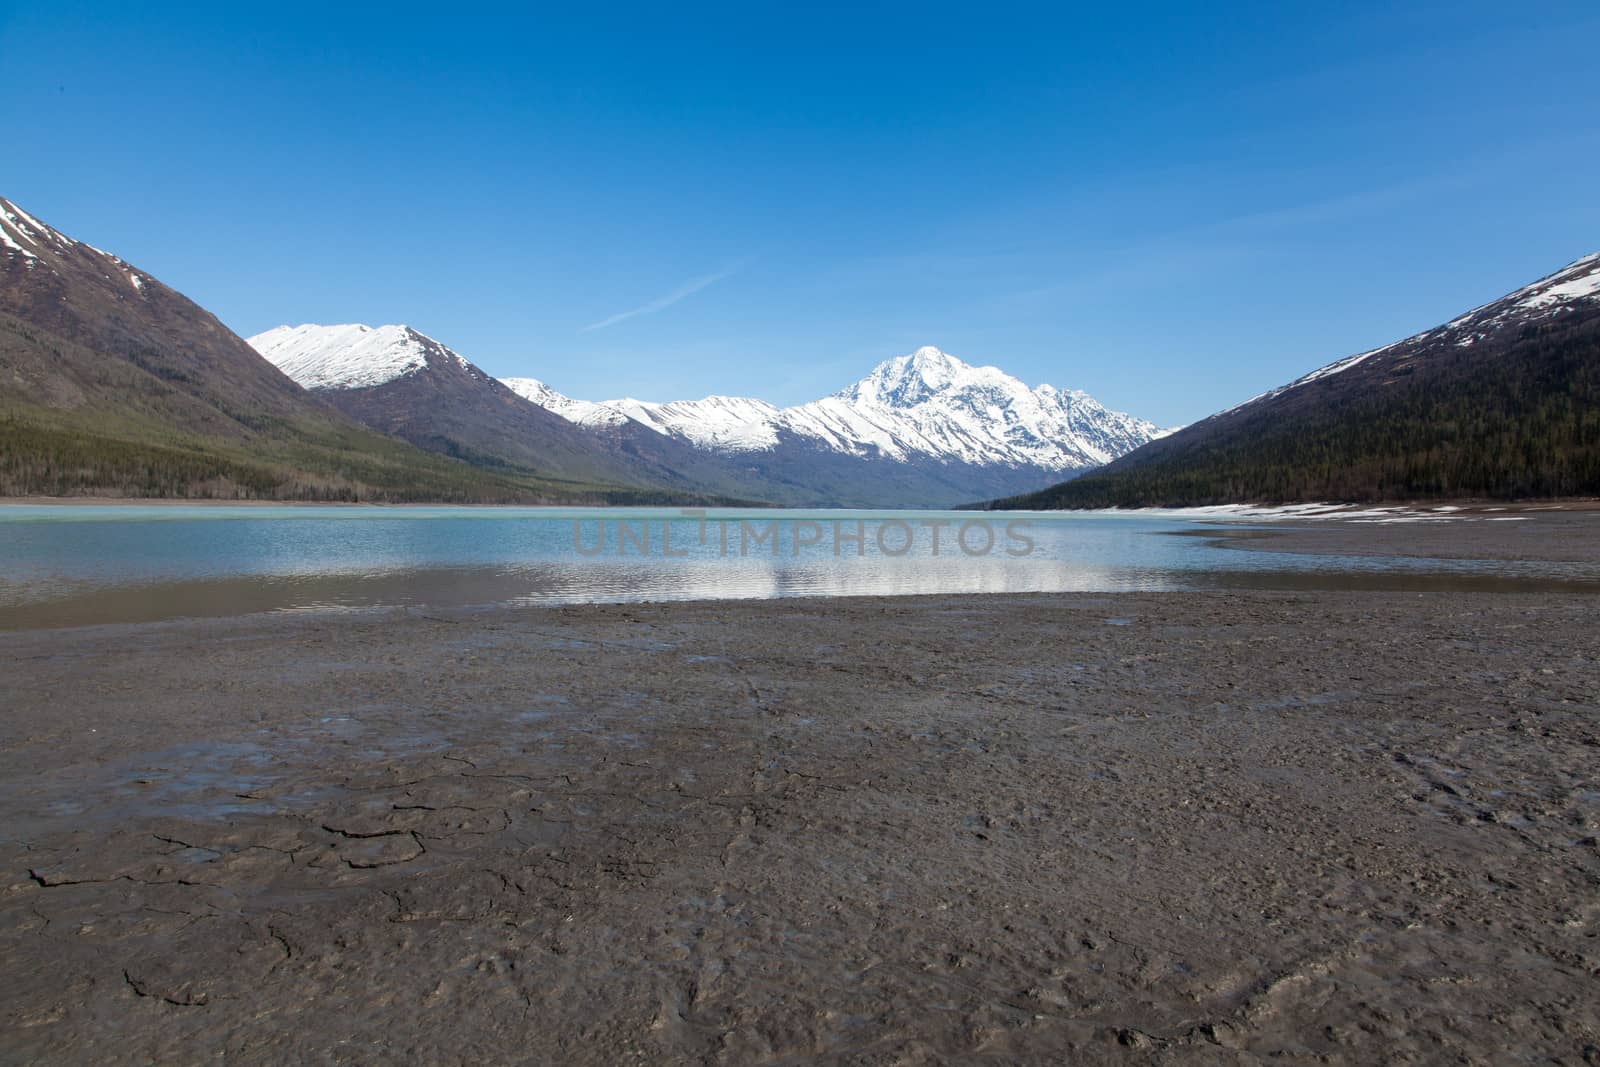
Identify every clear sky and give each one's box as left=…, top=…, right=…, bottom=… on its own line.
left=3, top=2, right=1597, bottom=426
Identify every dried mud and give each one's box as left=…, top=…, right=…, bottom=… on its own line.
left=2, top=582, right=1598, bottom=1063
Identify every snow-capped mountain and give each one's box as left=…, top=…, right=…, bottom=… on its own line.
left=246, top=322, right=685, bottom=492
left=250, top=323, right=475, bottom=390
left=503, top=346, right=1166, bottom=472
left=251, top=323, right=1166, bottom=506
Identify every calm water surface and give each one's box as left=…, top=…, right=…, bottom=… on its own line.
left=0, top=505, right=1594, bottom=628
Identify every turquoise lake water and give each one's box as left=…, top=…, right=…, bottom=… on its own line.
left=0, top=505, right=1595, bottom=628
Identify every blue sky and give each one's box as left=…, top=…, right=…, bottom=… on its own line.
left=3, top=2, right=1597, bottom=426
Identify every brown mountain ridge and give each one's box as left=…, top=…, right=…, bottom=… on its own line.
left=0, top=196, right=731, bottom=503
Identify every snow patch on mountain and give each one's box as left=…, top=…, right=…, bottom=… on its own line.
left=1, top=200, right=55, bottom=268
left=4, top=202, right=64, bottom=246
left=1515, top=253, right=1600, bottom=309
left=0, top=215, right=37, bottom=263
left=500, top=377, right=630, bottom=427
left=249, top=324, right=470, bottom=390
left=1, top=197, right=151, bottom=291
left=0, top=199, right=94, bottom=261
left=1446, top=252, right=1600, bottom=327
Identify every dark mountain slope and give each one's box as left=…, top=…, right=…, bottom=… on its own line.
left=987, top=254, right=1600, bottom=509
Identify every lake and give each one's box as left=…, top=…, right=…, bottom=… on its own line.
left=1, top=504, right=1596, bottom=629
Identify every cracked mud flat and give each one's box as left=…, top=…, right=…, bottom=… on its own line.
left=2, top=581, right=1599, bottom=1062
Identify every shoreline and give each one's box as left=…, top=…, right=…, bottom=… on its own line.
left=5, top=494, right=1600, bottom=512
left=1208, top=508, right=1600, bottom=563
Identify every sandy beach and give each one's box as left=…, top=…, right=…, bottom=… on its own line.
left=2, top=519, right=1598, bottom=1064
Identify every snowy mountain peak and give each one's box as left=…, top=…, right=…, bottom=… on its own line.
left=499, top=343, right=1163, bottom=472
left=841, top=345, right=980, bottom=407
left=501, top=376, right=630, bottom=427
left=249, top=323, right=471, bottom=390
left=903, top=344, right=966, bottom=377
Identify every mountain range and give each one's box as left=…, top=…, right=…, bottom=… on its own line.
left=249, top=327, right=1167, bottom=507
left=990, top=252, right=1600, bottom=509
left=7, top=192, right=1596, bottom=510
left=500, top=346, right=1161, bottom=470
left=2, top=194, right=1162, bottom=506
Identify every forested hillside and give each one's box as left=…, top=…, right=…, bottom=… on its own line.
left=989, top=255, right=1600, bottom=509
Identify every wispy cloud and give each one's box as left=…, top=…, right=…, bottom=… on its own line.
left=580, top=268, right=737, bottom=333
